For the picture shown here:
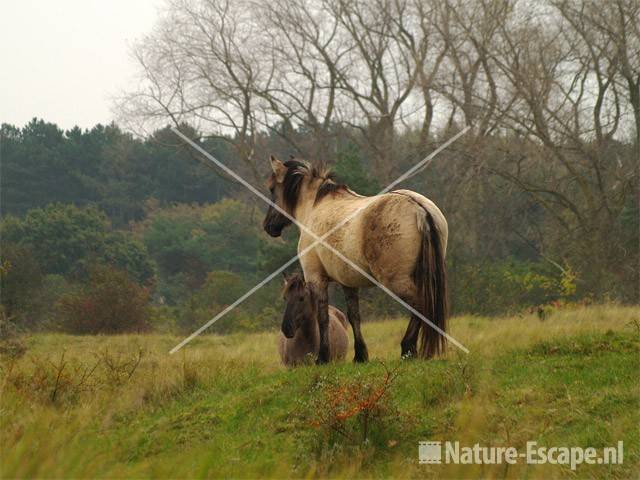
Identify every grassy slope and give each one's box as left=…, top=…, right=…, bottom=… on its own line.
left=1, top=305, right=638, bottom=479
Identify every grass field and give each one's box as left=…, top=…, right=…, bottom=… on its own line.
left=1, top=305, right=639, bottom=479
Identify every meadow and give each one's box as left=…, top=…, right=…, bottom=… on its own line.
left=1, top=305, right=638, bottom=479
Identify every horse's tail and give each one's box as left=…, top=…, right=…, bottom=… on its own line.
left=413, top=210, right=449, bottom=358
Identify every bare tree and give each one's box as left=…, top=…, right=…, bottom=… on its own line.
left=318, top=0, right=427, bottom=181
left=253, top=0, right=350, bottom=162
left=480, top=0, right=638, bottom=292
left=116, top=0, right=266, bottom=182
left=550, top=0, right=639, bottom=148
left=431, top=0, right=515, bottom=135
left=394, top=0, right=449, bottom=147
left=256, top=0, right=448, bottom=176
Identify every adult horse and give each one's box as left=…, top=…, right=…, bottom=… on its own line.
left=263, top=156, right=448, bottom=363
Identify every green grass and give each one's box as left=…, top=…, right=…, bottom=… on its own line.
left=1, top=305, right=639, bottom=478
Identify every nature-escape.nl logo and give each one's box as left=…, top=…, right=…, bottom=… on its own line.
left=419, top=440, right=624, bottom=471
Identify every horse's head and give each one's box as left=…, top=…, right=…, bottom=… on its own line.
left=281, top=272, right=314, bottom=339
left=263, top=155, right=348, bottom=237
left=263, top=156, right=310, bottom=237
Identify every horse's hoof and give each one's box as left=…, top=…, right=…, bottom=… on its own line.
left=401, top=351, right=416, bottom=360
left=316, top=357, right=329, bottom=365
left=354, top=344, right=368, bottom=363
left=354, top=352, right=369, bottom=362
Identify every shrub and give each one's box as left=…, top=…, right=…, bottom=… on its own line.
left=148, top=305, right=178, bottom=333
left=6, top=347, right=145, bottom=406
left=0, top=204, right=156, bottom=284
left=0, top=307, right=27, bottom=359
left=178, top=270, right=248, bottom=333
left=98, top=233, right=156, bottom=284
left=1, top=204, right=108, bottom=276
left=55, top=265, right=150, bottom=334
left=450, top=259, right=576, bottom=315
left=302, top=364, right=402, bottom=449
left=141, top=200, right=264, bottom=290
left=0, top=243, right=43, bottom=324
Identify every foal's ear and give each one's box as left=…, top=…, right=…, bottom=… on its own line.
left=270, top=155, right=286, bottom=183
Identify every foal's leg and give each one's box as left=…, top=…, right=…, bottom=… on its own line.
left=401, top=315, right=421, bottom=358
left=311, top=279, right=331, bottom=365
left=342, top=286, right=369, bottom=362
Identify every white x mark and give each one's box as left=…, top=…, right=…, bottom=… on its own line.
left=169, top=126, right=470, bottom=355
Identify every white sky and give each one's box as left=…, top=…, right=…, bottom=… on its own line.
left=0, top=0, right=161, bottom=130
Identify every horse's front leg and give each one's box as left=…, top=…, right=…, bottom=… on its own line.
left=342, top=286, right=369, bottom=362
left=310, top=279, right=330, bottom=365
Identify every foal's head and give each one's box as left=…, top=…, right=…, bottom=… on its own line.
left=263, top=156, right=347, bottom=237
left=281, top=272, right=315, bottom=339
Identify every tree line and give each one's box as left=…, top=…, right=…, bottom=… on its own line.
left=1, top=116, right=636, bottom=335
left=1, top=0, right=638, bottom=335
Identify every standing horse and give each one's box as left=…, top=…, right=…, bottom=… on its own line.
left=278, top=272, right=349, bottom=366
left=263, top=156, right=448, bottom=363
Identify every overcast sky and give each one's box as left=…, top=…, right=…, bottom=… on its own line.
left=1, top=0, right=161, bottom=130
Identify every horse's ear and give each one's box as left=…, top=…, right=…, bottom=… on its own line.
left=282, top=271, right=290, bottom=284
left=270, top=155, right=286, bottom=183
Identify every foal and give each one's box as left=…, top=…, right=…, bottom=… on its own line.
left=278, top=273, right=349, bottom=366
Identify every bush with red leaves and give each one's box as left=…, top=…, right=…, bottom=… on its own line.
left=56, top=265, right=151, bottom=334
left=306, top=363, right=401, bottom=445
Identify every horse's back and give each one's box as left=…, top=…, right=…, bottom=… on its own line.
left=390, top=189, right=448, bottom=253
left=329, top=305, right=349, bottom=329
left=301, top=189, right=447, bottom=295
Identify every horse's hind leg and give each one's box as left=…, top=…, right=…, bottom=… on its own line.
left=401, top=315, right=421, bottom=358
left=342, top=286, right=369, bottom=362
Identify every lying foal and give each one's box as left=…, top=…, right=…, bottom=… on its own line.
left=278, top=273, right=349, bottom=366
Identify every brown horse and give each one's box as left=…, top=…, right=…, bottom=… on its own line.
left=263, top=157, right=449, bottom=363
left=278, top=272, right=349, bottom=366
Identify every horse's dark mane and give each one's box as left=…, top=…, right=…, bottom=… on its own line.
left=279, top=159, right=349, bottom=209
left=315, top=170, right=348, bottom=205
left=281, top=160, right=308, bottom=211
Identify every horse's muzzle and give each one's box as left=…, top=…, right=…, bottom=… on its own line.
left=264, top=224, right=283, bottom=237
left=281, top=326, right=295, bottom=339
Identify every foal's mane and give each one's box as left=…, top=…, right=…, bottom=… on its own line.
left=278, top=159, right=349, bottom=210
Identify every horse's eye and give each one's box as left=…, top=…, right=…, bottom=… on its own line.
left=298, top=296, right=304, bottom=302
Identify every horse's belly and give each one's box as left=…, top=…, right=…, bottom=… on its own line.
left=323, top=256, right=374, bottom=288
left=316, top=220, right=374, bottom=287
